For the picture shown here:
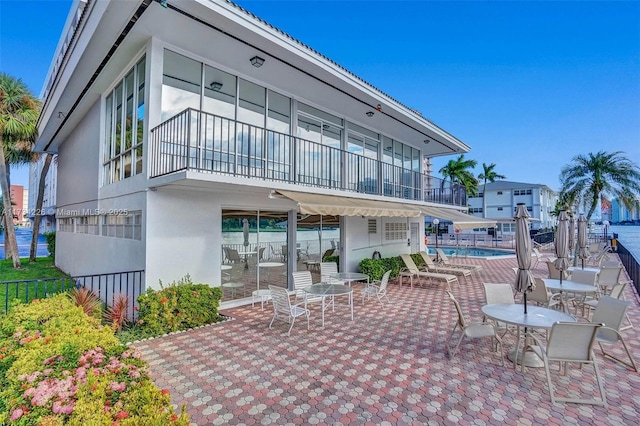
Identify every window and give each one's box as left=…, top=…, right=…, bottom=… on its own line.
left=526, top=189, right=532, bottom=195
left=104, top=56, right=146, bottom=185
left=497, top=191, right=503, bottom=195
left=472, top=208, right=483, bottom=213
left=384, top=222, right=407, bottom=241
left=497, top=207, right=503, bottom=211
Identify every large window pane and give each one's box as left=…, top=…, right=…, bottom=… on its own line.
left=203, top=65, right=236, bottom=119
left=237, top=79, right=265, bottom=127
left=161, top=50, right=201, bottom=122
left=124, top=70, right=134, bottom=150
left=267, top=90, right=290, bottom=134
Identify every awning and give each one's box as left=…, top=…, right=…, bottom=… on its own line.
left=424, top=207, right=497, bottom=231
left=276, top=190, right=422, bottom=218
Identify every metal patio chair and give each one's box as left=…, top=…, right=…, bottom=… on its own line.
left=268, top=285, right=310, bottom=336
left=361, top=270, right=391, bottom=306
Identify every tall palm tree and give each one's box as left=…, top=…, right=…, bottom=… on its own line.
left=439, top=154, right=478, bottom=200
left=559, top=151, right=640, bottom=222
left=0, top=73, right=41, bottom=268
left=477, top=163, right=506, bottom=218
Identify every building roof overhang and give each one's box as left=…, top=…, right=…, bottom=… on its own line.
left=36, top=0, right=470, bottom=157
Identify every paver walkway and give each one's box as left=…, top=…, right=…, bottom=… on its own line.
left=135, top=255, right=640, bottom=425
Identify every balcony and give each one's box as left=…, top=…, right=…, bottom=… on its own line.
left=150, top=108, right=467, bottom=207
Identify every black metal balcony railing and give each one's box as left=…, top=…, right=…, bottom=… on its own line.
left=150, top=108, right=467, bottom=207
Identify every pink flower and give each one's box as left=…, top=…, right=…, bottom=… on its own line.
left=10, top=408, right=24, bottom=421
left=109, top=382, right=126, bottom=392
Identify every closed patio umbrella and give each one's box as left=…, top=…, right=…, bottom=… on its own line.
left=568, top=214, right=575, bottom=252
left=242, top=218, right=250, bottom=247
left=577, top=214, right=589, bottom=270
left=554, top=211, right=570, bottom=285
left=514, top=203, right=535, bottom=314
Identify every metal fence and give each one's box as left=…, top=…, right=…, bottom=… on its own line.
left=616, top=241, right=639, bottom=297
left=150, top=108, right=467, bottom=207
left=1, top=277, right=76, bottom=316
left=1, top=270, right=145, bottom=321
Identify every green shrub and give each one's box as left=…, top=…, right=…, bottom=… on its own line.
left=136, top=275, right=223, bottom=336
left=358, top=257, right=405, bottom=281
left=43, top=231, right=56, bottom=258
left=0, top=294, right=189, bottom=425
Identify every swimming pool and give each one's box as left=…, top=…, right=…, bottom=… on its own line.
left=427, top=246, right=515, bottom=258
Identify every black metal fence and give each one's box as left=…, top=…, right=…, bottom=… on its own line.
left=150, top=108, right=467, bottom=207
left=1, top=277, right=76, bottom=316
left=616, top=241, right=639, bottom=297
left=1, top=270, right=145, bottom=321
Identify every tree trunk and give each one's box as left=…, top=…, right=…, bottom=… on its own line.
left=0, top=136, right=21, bottom=268
left=30, top=154, right=53, bottom=262
left=3, top=163, right=11, bottom=259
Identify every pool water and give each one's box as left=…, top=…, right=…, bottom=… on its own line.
left=427, top=246, right=514, bottom=257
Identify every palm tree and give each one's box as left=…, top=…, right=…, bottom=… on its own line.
left=439, top=154, right=478, bottom=201
left=559, top=151, right=640, bottom=222
left=477, top=163, right=506, bottom=218
left=0, top=73, right=41, bottom=268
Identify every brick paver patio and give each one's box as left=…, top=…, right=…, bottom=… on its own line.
left=134, top=255, right=640, bottom=425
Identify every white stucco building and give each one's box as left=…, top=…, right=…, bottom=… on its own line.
left=468, top=181, right=558, bottom=232
left=36, top=0, right=488, bottom=306
left=27, top=155, right=58, bottom=233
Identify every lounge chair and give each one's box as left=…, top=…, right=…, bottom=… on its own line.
left=435, top=248, right=483, bottom=273
left=418, top=252, right=472, bottom=283
left=398, top=254, right=458, bottom=291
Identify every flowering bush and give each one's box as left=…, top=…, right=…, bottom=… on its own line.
left=0, top=295, right=189, bottom=425
left=136, top=275, right=223, bottom=336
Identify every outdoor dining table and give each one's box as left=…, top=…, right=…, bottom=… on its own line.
left=304, top=283, right=353, bottom=327
left=568, top=266, right=600, bottom=274
left=542, top=278, right=599, bottom=313
left=328, top=272, right=369, bottom=287
left=481, top=303, right=576, bottom=369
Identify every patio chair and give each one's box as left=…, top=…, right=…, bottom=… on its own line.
left=529, top=277, right=562, bottom=310
left=398, top=254, right=458, bottom=291
left=446, top=292, right=504, bottom=366
left=291, top=271, right=323, bottom=308
left=435, top=248, right=483, bottom=273
left=581, top=282, right=626, bottom=319
left=320, top=262, right=344, bottom=285
left=590, top=296, right=637, bottom=372
left=596, top=266, right=622, bottom=295
left=361, top=270, right=391, bottom=306
left=321, top=249, right=335, bottom=261
left=532, top=248, right=551, bottom=270
left=570, top=269, right=600, bottom=314
left=268, top=285, right=310, bottom=336
left=418, top=252, right=472, bottom=283
left=482, top=283, right=516, bottom=335
left=528, top=322, right=606, bottom=406
left=227, top=248, right=244, bottom=264
left=546, top=261, right=570, bottom=280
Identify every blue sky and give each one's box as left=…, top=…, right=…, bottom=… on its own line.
left=1, top=0, right=638, bottom=192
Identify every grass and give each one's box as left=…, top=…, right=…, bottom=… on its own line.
left=1, top=257, right=71, bottom=315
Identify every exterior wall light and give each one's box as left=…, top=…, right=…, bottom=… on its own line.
left=366, top=111, right=374, bottom=117
left=209, top=82, right=223, bottom=91
left=250, top=56, right=265, bottom=67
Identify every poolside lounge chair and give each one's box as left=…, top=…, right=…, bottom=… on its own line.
left=418, top=252, right=472, bottom=283
left=435, top=248, right=483, bottom=273
left=399, top=254, right=458, bottom=291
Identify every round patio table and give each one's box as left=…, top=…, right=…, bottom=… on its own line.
left=329, top=272, right=369, bottom=286
left=543, top=279, right=598, bottom=313
left=481, top=304, right=575, bottom=369
left=304, top=283, right=353, bottom=327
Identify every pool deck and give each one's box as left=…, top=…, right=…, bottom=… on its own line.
left=134, top=254, right=640, bottom=425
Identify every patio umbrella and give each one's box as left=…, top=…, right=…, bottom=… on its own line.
left=554, top=211, right=570, bottom=285
left=242, top=218, right=250, bottom=247
left=577, top=214, right=589, bottom=270
left=568, top=213, right=575, bottom=253
left=514, top=203, right=535, bottom=314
